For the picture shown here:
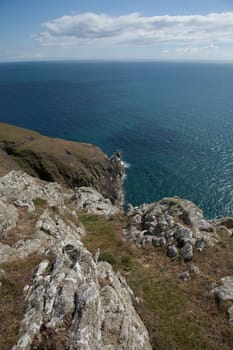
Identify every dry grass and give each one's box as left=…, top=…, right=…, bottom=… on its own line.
left=80, top=213, right=233, bottom=350
left=0, top=148, right=20, bottom=176
left=2, top=200, right=47, bottom=246
left=0, top=254, right=45, bottom=350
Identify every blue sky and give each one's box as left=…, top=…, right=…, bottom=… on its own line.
left=1, top=0, right=233, bottom=62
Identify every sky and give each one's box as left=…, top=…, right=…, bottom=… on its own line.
left=1, top=0, right=233, bottom=62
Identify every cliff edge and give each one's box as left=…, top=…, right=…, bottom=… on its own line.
left=0, top=123, right=124, bottom=206
left=1, top=125, right=233, bottom=350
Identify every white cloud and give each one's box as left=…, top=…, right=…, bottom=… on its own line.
left=35, top=12, right=233, bottom=48
left=176, top=44, right=218, bottom=53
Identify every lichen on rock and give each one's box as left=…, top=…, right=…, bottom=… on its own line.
left=0, top=170, right=151, bottom=349
left=124, top=197, right=219, bottom=261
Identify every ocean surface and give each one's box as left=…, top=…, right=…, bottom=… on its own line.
left=1, top=60, right=233, bottom=218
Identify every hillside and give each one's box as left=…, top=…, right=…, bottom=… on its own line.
left=0, top=125, right=233, bottom=349
left=0, top=123, right=124, bottom=206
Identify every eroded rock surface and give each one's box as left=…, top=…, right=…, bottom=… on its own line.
left=124, top=197, right=219, bottom=261
left=0, top=171, right=151, bottom=350
left=0, top=198, right=19, bottom=239
left=14, top=244, right=151, bottom=350
left=211, top=276, right=233, bottom=323
left=75, top=187, right=119, bottom=217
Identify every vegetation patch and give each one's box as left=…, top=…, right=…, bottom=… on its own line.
left=33, top=197, right=47, bottom=208
left=81, top=213, right=233, bottom=350
left=2, top=207, right=42, bottom=246
left=0, top=254, right=45, bottom=350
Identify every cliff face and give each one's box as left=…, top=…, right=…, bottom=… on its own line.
left=0, top=123, right=124, bottom=206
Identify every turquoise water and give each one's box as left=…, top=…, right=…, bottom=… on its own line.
left=1, top=61, right=233, bottom=218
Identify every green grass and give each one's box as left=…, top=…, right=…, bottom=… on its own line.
left=33, top=197, right=47, bottom=208
left=80, top=213, right=233, bottom=350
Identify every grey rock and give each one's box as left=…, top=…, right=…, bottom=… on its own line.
left=13, top=241, right=152, bottom=350
left=124, top=196, right=219, bottom=260
left=132, top=213, right=142, bottom=224
left=210, top=276, right=233, bottom=323
left=0, top=171, right=152, bottom=349
left=173, top=224, right=193, bottom=246
left=14, top=199, right=35, bottom=213
left=0, top=242, right=15, bottom=262
left=228, top=305, right=233, bottom=324
left=211, top=276, right=233, bottom=302
left=196, top=238, right=205, bottom=252
left=188, top=264, right=200, bottom=275
left=126, top=203, right=134, bottom=216
left=75, top=186, right=119, bottom=217
left=179, top=271, right=191, bottom=281
left=0, top=198, right=19, bottom=239
left=167, top=245, right=178, bottom=258
left=0, top=268, right=5, bottom=281
left=180, top=243, right=193, bottom=261
left=123, top=225, right=145, bottom=245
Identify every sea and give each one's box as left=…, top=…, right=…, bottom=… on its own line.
left=0, top=60, right=233, bottom=219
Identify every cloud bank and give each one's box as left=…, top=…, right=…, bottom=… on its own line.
left=35, top=12, right=233, bottom=47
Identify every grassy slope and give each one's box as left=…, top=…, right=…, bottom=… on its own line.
left=0, top=122, right=107, bottom=167
left=1, top=207, right=233, bottom=349
left=0, top=123, right=123, bottom=204
left=80, top=214, right=233, bottom=350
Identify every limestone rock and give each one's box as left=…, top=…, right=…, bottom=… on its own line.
left=0, top=170, right=151, bottom=349
left=0, top=268, right=5, bottom=286
left=75, top=187, right=119, bottom=217
left=0, top=170, right=73, bottom=210
left=13, top=241, right=152, bottom=350
left=211, top=276, right=233, bottom=302
left=179, top=271, right=191, bottom=281
left=0, top=198, right=19, bottom=239
left=124, top=197, right=219, bottom=261
left=210, top=276, right=233, bottom=323
left=167, top=245, right=178, bottom=258
left=180, top=243, right=193, bottom=261
left=188, top=264, right=200, bottom=275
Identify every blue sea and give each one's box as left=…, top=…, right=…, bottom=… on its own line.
left=1, top=60, right=233, bottom=218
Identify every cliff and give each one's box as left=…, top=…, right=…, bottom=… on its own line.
left=1, top=125, right=233, bottom=350
left=0, top=123, right=124, bottom=206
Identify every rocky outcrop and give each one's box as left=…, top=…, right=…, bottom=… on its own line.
left=13, top=245, right=151, bottom=350
left=211, top=276, right=233, bottom=323
left=0, top=199, right=19, bottom=240
left=124, top=197, right=219, bottom=261
left=0, top=123, right=124, bottom=206
left=0, top=171, right=151, bottom=349
left=75, top=187, right=119, bottom=217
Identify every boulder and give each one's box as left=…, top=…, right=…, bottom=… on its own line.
left=180, top=243, right=193, bottom=261
left=75, top=187, right=119, bottom=217
left=179, top=271, right=191, bottom=281
left=167, top=245, right=178, bottom=258
left=211, top=276, right=233, bottom=323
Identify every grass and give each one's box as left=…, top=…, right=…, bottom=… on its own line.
left=0, top=122, right=122, bottom=204
left=2, top=204, right=46, bottom=246
left=0, top=254, right=46, bottom=350
left=80, top=213, right=233, bottom=350
left=33, top=197, right=47, bottom=208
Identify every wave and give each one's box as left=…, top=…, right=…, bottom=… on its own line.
left=121, top=160, right=131, bottom=169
